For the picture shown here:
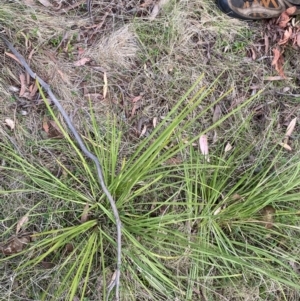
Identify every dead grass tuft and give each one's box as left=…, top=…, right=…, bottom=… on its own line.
left=88, top=25, right=139, bottom=70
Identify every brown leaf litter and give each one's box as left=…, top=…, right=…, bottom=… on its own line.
left=0, top=232, right=35, bottom=255
left=43, top=116, right=64, bottom=138
left=265, top=7, right=300, bottom=78
left=271, top=47, right=285, bottom=78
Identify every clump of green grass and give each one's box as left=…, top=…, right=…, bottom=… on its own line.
left=1, top=1, right=300, bottom=301
left=1, top=77, right=300, bottom=301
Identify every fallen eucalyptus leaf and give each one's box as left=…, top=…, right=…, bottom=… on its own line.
left=16, top=214, right=29, bottom=234
left=5, top=118, right=15, bottom=130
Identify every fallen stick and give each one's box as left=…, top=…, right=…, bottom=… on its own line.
left=0, top=34, right=121, bottom=301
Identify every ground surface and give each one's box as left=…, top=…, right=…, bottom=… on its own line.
left=1, top=1, right=300, bottom=301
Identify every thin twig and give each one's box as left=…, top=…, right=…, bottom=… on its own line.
left=0, top=34, right=121, bottom=301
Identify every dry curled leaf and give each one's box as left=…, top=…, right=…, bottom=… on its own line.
left=231, top=194, right=242, bottom=201
left=277, top=7, right=296, bottom=28
left=278, top=12, right=290, bottom=28
left=81, top=203, right=90, bottom=223
left=285, top=6, right=297, bottom=16
left=213, top=207, right=222, bottom=216
left=5, top=52, right=21, bottom=64
left=285, top=117, right=297, bottom=137
left=224, top=142, right=233, bottom=153
left=0, top=236, right=31, bottom=255
left=19, top=73, right=27, bottom=97
left=131, top=102, right=139, bottom=117
left=73, top=57, right=91, bottom=67
left=272, top=47, right=281, bottom=65
left=199, top=135, right=210, bottom=162
left=282, top=87, right=290, bottom=93
left=5, top=118, right=15, bottom=130
left=43, top=116, right=49, bottom=133
left=153, top=117, right=158, bottom=128
left=212, top=105, right=222, bottom=123
left=16, top=214, right=29, bottom=234
left=214, top=204, right=226, bottom=215
left=48, top=120, right=64, bottom=138
left=29, top=82, right=39, bottom=98
left=139, top=125, right=147, bottom=138
left=278, top=27, right=293, bottom=46
left=278, top=142, right=292, bottom=151
left=271, top=48, right=285, bottom=78
left=213, top=130, right=218, bottom=144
